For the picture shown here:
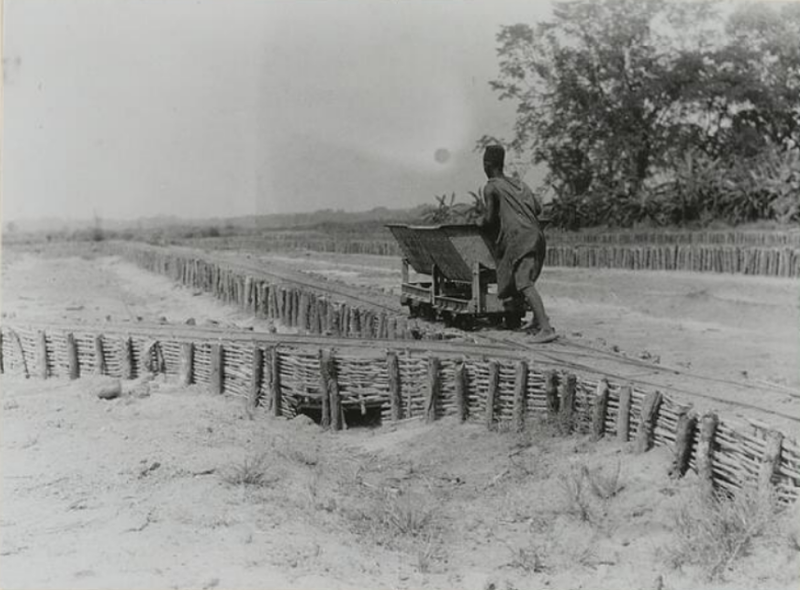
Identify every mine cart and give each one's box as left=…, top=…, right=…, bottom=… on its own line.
left=386, top=224, right=527, bottom=330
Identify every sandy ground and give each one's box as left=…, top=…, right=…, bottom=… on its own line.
left=1, top=249, right=800, bottom=590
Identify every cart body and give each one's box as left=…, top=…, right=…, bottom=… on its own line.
left=386, top=224, right=526, bottom=328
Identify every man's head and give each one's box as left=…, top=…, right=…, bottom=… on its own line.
left=483, top=145, right=505, bottom=178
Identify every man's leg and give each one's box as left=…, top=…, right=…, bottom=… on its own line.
left=521, top=284, right=555, bottom=342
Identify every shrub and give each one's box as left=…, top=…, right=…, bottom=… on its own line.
left=669, top=484, right=780, bottom=581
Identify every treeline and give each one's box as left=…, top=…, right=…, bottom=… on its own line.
left=485, top=0, right=800, bottom=230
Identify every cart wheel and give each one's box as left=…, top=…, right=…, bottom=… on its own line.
left=408, top=302, right=420, bottom=318
left=504, top=312, right=524, bottom=330
left=454, top=315, right=475, bottom=331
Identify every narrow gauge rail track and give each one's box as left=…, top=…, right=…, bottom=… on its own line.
left=117, top=244, right=800, bottom=429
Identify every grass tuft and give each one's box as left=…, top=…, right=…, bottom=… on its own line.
left=669, top=484, right=780, bottom=581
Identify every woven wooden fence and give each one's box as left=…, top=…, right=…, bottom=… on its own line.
left=115, top=243, right=432, bottom=341
left=545, top=244, right=800, bottom=276
left=178, top=231, right=800, bottom=277
left=1, top=323, right=797, bottom=504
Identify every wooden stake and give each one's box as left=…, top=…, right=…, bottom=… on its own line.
left=387, top=351, right=401, bottom=421
left=544, top=370, right=559, bottom=416
left=696, top=412, right=719, bottom=492
left=179, top=342, right=193, bottom=386
left=349, top=307, right=359, bottom=338
left=0, top=330, right=4, bottom=375
left=270, top=346, right=282, bottom=417
left=454, top=360, right=467, bottom=423
left=512, top=360, right=528, bottom=432
left=94, top=335, right=106, bottom=376
left=425, top=356, right=440, bottom=423
left=321, top=349, right=342, bottom=431
left=591, top=379, right=609, bottom=441
left=249, top=346, right=264, bottom=411
left=616, top=385, right=632, bottom=442
left=120, top=337, right=134, bottom=380
left=669, top=410, right=696, bottom=479
left=759, top=430, right=784, bottom=493
left=210, top=343, right=223, bottom=395
left=66, top=332, right=79, bottom=380
left=486, top=360, right=499, bottom=429
left=558, top=373, right=577, bottom=433
left=38, top=330, right=49, bottom=379
left=634, top=391, right=662, bottom=453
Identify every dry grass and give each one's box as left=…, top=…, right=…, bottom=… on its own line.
left=669, top=484, right=780, bottom=581
left=221, top=453, right=277, bottom=488
left=558, top=461, right=625, bottom=524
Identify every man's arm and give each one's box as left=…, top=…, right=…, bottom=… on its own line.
left=477, top=184, right=499, bottom=229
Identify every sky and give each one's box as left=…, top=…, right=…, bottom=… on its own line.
left=1, top=0, right=554, bottom=223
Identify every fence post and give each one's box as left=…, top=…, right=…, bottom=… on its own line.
left=38, top=330, right=49, bottom=379
left=121, top=337, right=134, bottom=380
left=322, top=349, right=342, bottom=431
left=249, top=346, right=264, bottom=412
left=759, top=430, right=784, bottom=496
left=209, top=343, right=223, bottom=395
left=696, top=412, right=719, bottom=493
left=94, top=335, right=106, bottom=376
left=426, top=356, right=440, bottom=423
left=66, top=332, right=79, bottom=380
left=616, top=385, right=632, bottom=442
left=558, top=373, right=576, bottom=433
left=669, top=410, right=697, bottom=479
left=178, top=342, right=193, bottom=386
left=591, top=379, right=609, bottom=441
left=634, top=391, right=662, bottom=453
left=485, top=360, right=499, bottom=429
left=512, top=360, right=528, bottom=433
left=544, top=370, right=559, bottom=416
left=270, top=346, right=282, bottom=417
left=387, top=351, right=401, bottom=421
left=454, top=360, right=468, bottom=423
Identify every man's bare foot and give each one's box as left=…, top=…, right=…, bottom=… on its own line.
left=529, top=328, right=557, bottom=343
left=521, top=319, right=539, bottom=332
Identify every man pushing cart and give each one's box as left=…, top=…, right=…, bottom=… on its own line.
left=477, top=145, right=557, bottom=343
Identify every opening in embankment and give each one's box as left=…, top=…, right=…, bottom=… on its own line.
left=297, top=406, right=383, bottom=428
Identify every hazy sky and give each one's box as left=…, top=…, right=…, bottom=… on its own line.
left=2, top=0, right=553, bottom=222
